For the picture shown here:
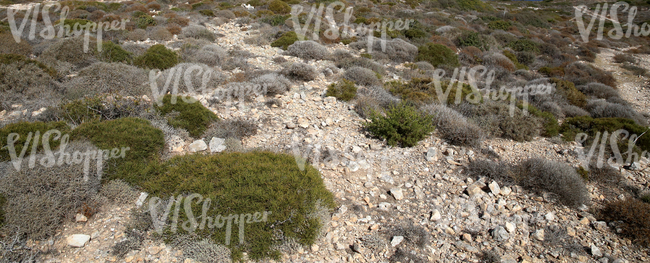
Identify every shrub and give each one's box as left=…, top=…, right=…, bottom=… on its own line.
left=343, top=67, right=381, bottom=86
left=466, top=159, right=515, bottom=185
left=506, top=39, right=540, bottom=53
left=100, top=179, right=140, bottom=205
left=136, top=15, right=157, bottom=29
left=600, top=199, right=650, bottom=247
left=456, top=31, right=487, bottom=51
left=251, top=73, right=292, bottom=95
left=187, top=44, right=228, bottom=67
left=268, top=0, right=290, bottom=14
left=416, top=43, right=459, bottom=67
left=148, top=26, right=173, bottom=41
left=286, top=40, right=330, bottom=60
left=0, top=32, right=32, bottom=56
left=565, top=62, right=617, bottom=88
left=613, top=53, right=636, bottom=64
left=215, top=10, right=236, bottom=19
left=281, top=62, right=317, bottom=81
left=0, top=140, right=101, bottom=240
left=153, top=94, right=218, bottom=138
left=70, top=117, right=165, bottom=186
left=62, top=62, right=149, bottom=99
left=181, top=25, right=216, bottom=41
left=622, top=64, right=648, bottom=76
left=385, top=78, right=479, bottom=105
left=153, top=63, right=226, bottom=100
left=140, top=151, right=336, bottom=260
left=502, top=50, right=528, bottom=70
left=423, top=104, right=484, bottom=147
left=39, top=36, right=98, bottom=70
left=1, top=53, right=57, bottom=80
left=203, top=119, right=258, bottom=140
left=349, top=38, right=418, bottom=63
left=550, top=78, right=587, bottom=108
left=335, top=57, right=385, bottom=74
left=560, top=116, right=650, bottom=153
left=0, top=121, right=70, bottom=162
left=586, top=100, right=648, bottom=126
left=363, top=101, right=435, bottom=147
left=271, top=31, right=299, bottom=50
left=456, top=100, right=543, bottom=142
left=134, top=44, right=179, bottom=70
left=523, top=103, right=560, bottom=137
left=354, top=85, right=400, bottom=118
left=48, top=95, right=151, bottom=125
left=326, top=79, right=357, bottom=101
left=98, top=41, right=133, bottom=63
left=487, top=20, right=511, bottom=31
left=127, top=28, right=148, bottom=41
left=199, top=9, right=215, bottom=16
left=518, top=158, right=589, bottom=207
left=482, top=52, right=516, bottom=72
left=171, top=235, right=231, bottom=262
left=539, top=66, right=564, bottom=77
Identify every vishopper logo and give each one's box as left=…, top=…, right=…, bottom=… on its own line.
left=2, top=129, right=129, bottom=182
left=574, top=1, right=650, bottom=43
left=7, top=3, right=129, bottom=52
left=575, top=129, right=650, bottom=170
left=289, top=1, right=413, bottom=53
left=148, top=194, right=271, bottom=245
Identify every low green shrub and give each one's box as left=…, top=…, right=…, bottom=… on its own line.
left=268, top=0, right=290, bottom=14
left=270, top=31, right=299, bottom=50
left=70, top=117, right=165, bottom=185
left=0, top=54, right=57, bottom=78
left=260, top=14, right=288, bottom=26
left=539, top=66, right=564, bottom=77
left=134, top=44, right=179, bottom=70
left=560, top=116, right=650, bottom=154
left=385, top=78, right=480, bottom=105
left=154, top=94, right=218, bottom=138
left=551, top=78, right=587, bottom=108
left=507, top=39, right=540, bottom=53
left=520, top=103, right=559, bottom=137
left=199, top=9, right=215, bottom=17
left=502, top=50, right=528, bottom=70
left=0, top=121, right=70, bottom=162
left=48, top=95, right=151, bottom=125
left=326, top=79, right=358, bottom=101
left=136, top=15, right=157, bottom=29
left=600, top=199, right=650, bottom=247
left=363, top=101, right=435, bottom=147
left=487, top=20, right=511, bottom=30
left=142, top=151, right=336, bottom=260
left=416, top=43, right=459, bottom=67
left=456, top=31, right=489, bottom=51
left=99, top=41, right=133, bottom=64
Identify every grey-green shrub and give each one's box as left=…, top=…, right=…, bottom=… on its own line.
left=287, top=40, right=330, bottom=60
left=343, top=66, right=381, bottom=86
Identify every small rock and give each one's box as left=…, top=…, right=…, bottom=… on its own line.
left=390, top=188, right=404, bottom=200
left=425, top=147, right=437, bottom=162
left=135, top=192, right=148, bottom=208
left=188, top=140, right=207, bottom=152
left=391, top=236, right=404, bottom=247
left=378, top=202, right=391, bottom=211
left=532, top=229, right=545, bottom=241
left=501, top=186, right=512, bottom=195
left=75, top=213, right=87, bottom=222
left=311, top=244, right=319, bottom=252
left=351, top=243, right=362, bottom=253
left=492, top=226, right=509, bottom=242
left=352, top=146, right=362, bottom=154
left=286, top=122, right=296, bottom=129
left=591, top=244, right=603, bottom=257
left=380, top=173, right=395, bottom=184
left=445, top=227, right=456, bottom=235
left=462, top=233, right=473, bottom=242
left=505, top=222, right=516, bottom=233
left=545, top=212, right=556, bottom=221
left=348, top=161, right=360, bottom=172
left=430, top=210, right=442, bottom=221
left=488, top=181, right=500, bottom=195
left=593, top=221, right=608, bottom=232
left=335, top=242, right=346, bottom=250
left=209, top=137, right=226, bottom=153
left=580, top=217, right=590, bottom=225
left=67, top=234, right=91, bottom=247
left=466, top=184, right=484, bottom=197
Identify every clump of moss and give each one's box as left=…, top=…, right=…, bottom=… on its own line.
left=0, top=121, right=70, bottom=162
left=416, top=43, right=459, bottom=67
left=142, top=151, right=336, bottom=261
left=363, top=101, right=435, bottom=147
left=70, top=117, right=165, bottom=185
left=271, top=31, right=299, bottom=50
left=326, top=79, right=358, bottom=101
left=154, top=94, right=218, bottom=138
left=134, top=44, right=179, bottom=70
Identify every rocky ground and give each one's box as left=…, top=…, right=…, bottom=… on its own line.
left=4, top=19, right=650, bottom=263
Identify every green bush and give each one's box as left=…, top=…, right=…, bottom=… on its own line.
left=99, top=41, right=133, bottom=64
left=385, top=78, right=480, bottom=105
left=502, top=50, right=528, bottom=70
left=270, top=31, right=299, bottom=50
left=199, top=9, right=215, bottom=17
left=550, top=78, right=587, bottom=108
left=136, top=15, right=157, bottom=29
left=456, top=31, right=488, bottom=51
left=522, top=103, right=559, bottom=137
left=0, top=54, right=57, bottom=78
left=0, top=121, right=70, bottom=162
left=506, top=39, right=540, bottom=53
left=560, top=116, right=650, bottom=154
left=600, top=199, right=650, bottom=247
left=326, top=79, right=358, bottom=101
left=154, top=94, right=218, bottom=137
left=404, top=28, right=426, bottom=39
left=134, top=44, right=179, bottom=70
left=363, top=101, right=435, bottom=147
left=642, top=194, right=650, bottom=204
left=70, top=117, right=165, bottom=186
left=487, top=20, right=511, bottom=30
left=142, top=151, right=336, bottom=260
left=268, top=0, right=290, bottom=14
left=539, top=66, right=564, bottom=77
left=260, top=14, right=288, bottom=26
left=416, top=43, right=459, bottom=67
left=50, top=95, right=150, bottom=125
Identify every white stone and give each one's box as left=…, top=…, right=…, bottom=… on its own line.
left=348, top=161, right=360, bottom=172
left=591, top=244, right=603, bottom=257
left=430, top=209, right=442, bottom=221
left=488, top=181, right=501, bottom=195
left=505, top=222, right=516, bottom=233
left=425, top=147, right=437, bottom=162
left=75, top=213, right=87, bottom=222
left=532, top=229, right=545, bottom=241
left=136, top=192, right=148, bottom=208
left=209, top=137, right=227, bottom=153
left=352, top=146, right=362, bottom=154
left=67, top=234, right=91, bottom=247
left=390, top=188, right=404, bottom=200
left=391, top=236, right=404, bottom=247
left=545, top=212, right=556, bottom=221
left=189, top=140, right=208, bottom=152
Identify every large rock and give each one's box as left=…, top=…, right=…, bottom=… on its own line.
left=390, top=188, right=404, bottom=200
left=492, top=226, right=509, bottom=242
left=188, top=140, right=207, bottom=152
left=67, top=234, right=91, bottom=247
left=209, top=137, right=226, bottom=153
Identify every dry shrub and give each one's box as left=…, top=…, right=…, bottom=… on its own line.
left=0, top=55, right=61, bottom=110
left=343, top=66, right=381, bottom=86
left=0, top=33, right=33, bottom=56
left=154, top=63, right=226, bottom=98
left=62, top=62, right=149, bottom=99
left=126, top=4, right=149, bottom=13
left=482, top=52, right=515, bottom=72
left=100, top=179, right=140, bottom=205
left=166, top=13, right=190, bottom=27
left=148, top=26, right=173, bottom=41
left=613, top=53, right=636, bottom=64
left=577, top=82, right=619, bottom=99
left=127, top=28, right=147, bottom=41
left=39, top=36, right=98, bottom=70
left=88, top=10, right=106, bottom=21
left=350, top=38, right=418, bottom=63
left=166, top=23, right=182, bottom=35
left=251, top=73, right=292, bottom=96
left=0, top=140, right=102, bottom=240
left=430, top=35, right=457, bottom=51
left=423, top=104, right=484, bottom=147
left=286, top=40, right=330, bottom=60
left=146, top=2, right=161, bottom=10
left=600, top=199, right=650, bottom=247
left=455, top=100, right=543, bottom=142
left=354, top=85, right=399, bottom=118
left=186, top=44, right=227, bottom=67
left=281, top=62, right=317, bottom=81
left=565, top=62, right=617, bottom=88
left=459, top=46, right=483, bottom=65
left=585, top=100, right=648, bottom=126
left=204, top=119, right=258, bottom=140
